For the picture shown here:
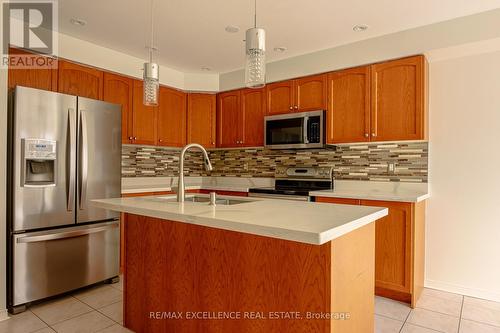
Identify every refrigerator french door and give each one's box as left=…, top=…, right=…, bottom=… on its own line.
left=8, top=86, right=121, bottom=311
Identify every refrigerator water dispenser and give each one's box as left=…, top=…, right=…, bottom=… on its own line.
left=22, top=139, right=57, bottom=186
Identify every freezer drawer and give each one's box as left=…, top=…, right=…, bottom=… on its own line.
left=12, top=221, right=119, bottom=306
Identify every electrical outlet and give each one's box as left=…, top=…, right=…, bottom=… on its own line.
left=387, top=162, right=395, bottom=174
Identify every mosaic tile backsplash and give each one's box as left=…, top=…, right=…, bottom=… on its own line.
left=122, top=142, right=428, bottom=182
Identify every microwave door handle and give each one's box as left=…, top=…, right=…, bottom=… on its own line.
left=67, top=108, right=76, bottom=211
left=303, top=116, right=309, bottom=144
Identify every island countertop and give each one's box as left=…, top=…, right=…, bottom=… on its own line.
left=92, top=194, right=388, bottom=245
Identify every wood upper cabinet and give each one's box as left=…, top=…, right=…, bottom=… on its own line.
left=8, top=47, right=58, bottom=91
left=371, top=55, right=426, bottom=141
left=103, top=72, right=133, bottom=144
left=360, top=200, right=412, bottom=295
left=266, top=80, right=295, bottom=115
left=241, top=88, right=266, bottom=147
left=58, top=60, right=103, bottom=99
left=295, top=74, right=327, bottom=112
left=187, top=93, right=216, bottom=148
left=217, top=90, right=241, bottom=147
left=327, top=66, right=371, bottom=144
left=266, top=74, right=327, bottom=115
left=157, top=86, right=187, bottom=147
left=131, top=80, right=157, bottom=145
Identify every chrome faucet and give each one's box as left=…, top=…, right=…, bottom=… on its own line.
left=177, top=143, right=213, bottom=202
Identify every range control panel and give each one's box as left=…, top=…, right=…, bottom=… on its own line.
left=23, top=139, right=57, bottom=160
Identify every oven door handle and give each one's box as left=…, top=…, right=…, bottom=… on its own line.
left=248, top=193, right=310, bottom=201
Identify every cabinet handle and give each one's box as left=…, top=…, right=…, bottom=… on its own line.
left=372, top=133, right=377, bottom=137
left=159, top=139, right=162, bottom=143
left=134, top=137, right=137, bottom=140
left=364, top=133, right=369, bottom=138
left=294, top=106, right=298, bottom=110
left=128, top=136, right=133, bottom=140
left=289, top=106, right=293, bottom=110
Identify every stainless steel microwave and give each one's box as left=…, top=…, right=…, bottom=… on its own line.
left=264, top=110, right=325, bottom=149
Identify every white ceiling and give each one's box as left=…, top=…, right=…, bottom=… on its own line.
left=58, top=0, right=500, bottom=74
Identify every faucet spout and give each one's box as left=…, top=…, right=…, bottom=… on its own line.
left=177, top=143, right=213, bottom=203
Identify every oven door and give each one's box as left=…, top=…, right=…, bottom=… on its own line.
left=264, top=111, right=324, bottom=149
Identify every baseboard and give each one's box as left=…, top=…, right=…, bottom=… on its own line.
left=0, top=309, right=9, bottom=322
left=425, top=279, right=500, bottom=303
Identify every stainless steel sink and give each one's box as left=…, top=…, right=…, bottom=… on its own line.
left=151, top=195, right=252, bottom=206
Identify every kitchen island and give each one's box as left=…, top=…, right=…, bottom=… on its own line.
left=93, top=194, right=388, bottom=333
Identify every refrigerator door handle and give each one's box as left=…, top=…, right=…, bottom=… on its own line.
left=79, top=110, right=88, bottom=210
left=67, top=108, right=76, bottom=211
left=16, top=222, right=119, bottom=243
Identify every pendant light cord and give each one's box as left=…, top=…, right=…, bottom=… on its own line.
left=149, top=0, right=154, bottom=63
left=254, top=0, right=257, bottom=28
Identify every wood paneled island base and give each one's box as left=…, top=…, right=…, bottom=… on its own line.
left=123, top=214, right=375, bottom=333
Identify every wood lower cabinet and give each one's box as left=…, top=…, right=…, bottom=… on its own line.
left=131, top=80, right=158, bottom=145
left=187, top=93, right=216, bottom=148
left=217, top=90, right=241, bottom=147
left=157, top=87, right=187, bottom=147
left=371, top=55, right=427, bottom=141
left=315, top=196, right=425, bottom=307
left=8, top=47, right=58, bottom=91
left=103, top=72, right=134, bottom=144
left=327, top=66, right=371, bottom=144
left=58, top=60, right=103, bottom=99
left=240, top=88, right=266, bottom=146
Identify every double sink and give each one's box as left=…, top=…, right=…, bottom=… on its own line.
left=146, top=194, right=253, bottom=206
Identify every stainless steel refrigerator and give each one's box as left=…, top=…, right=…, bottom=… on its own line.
left=7, top=86, right=121, bottom=313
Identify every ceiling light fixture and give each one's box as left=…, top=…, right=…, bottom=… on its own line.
left=143, top=0, right=159, bottom=106
left=70, top=18, right=87, bottom=26
left=353, top=24, right=369, bottom=32
left=245, top=0, right=266, bottom=89
left=273, top=47, right=287, bottom=53
left=225, top=25, right=240, bottom=33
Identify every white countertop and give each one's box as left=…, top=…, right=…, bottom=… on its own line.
left=92, top=194, right=388, bottom=245
left=310, top=180, right=429, bottom=203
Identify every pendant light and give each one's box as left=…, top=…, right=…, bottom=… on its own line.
left=245, top=0, right=266, bottom=88
left=143, top=0, right=159, bottom=106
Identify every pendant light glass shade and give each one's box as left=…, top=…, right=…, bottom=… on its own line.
left=245, top=27, right=266, bottom=88
left=143, top=62, right=159, bottom=106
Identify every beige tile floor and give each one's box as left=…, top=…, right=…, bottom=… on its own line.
left=1, top=281, right=499, bottom=333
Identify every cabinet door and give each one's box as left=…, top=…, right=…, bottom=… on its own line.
left=157, top=87, right=187, bottom=147
left=295, top=74, right=327, bottom=112
left=58, top=60, right=103, bottom=99
left=217, top=90, right=241, bottom=147
left=266, top=80, right=294, bottom=115
left=241, top=88, right=266, bottom=147
left=103, top=72, right=133, bottom=144
left=371, top=56, right=425, bottom=141
left=360, top=200, right=412, bottom=294
left=327, top=67, right=370, bottom=144
left=8, top=47, right=58, bottom=91
left=187, top=93, right=216, bottom=148
left=131, top=80, right=157, bottom=145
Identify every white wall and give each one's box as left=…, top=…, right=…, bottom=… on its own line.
left=426, top=45, right=500, bottom=302
left=220, top=8, right=500, bottom=91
